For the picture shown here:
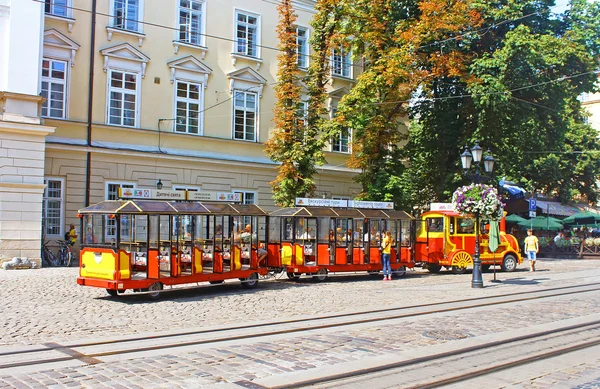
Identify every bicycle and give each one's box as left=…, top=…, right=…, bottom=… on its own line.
left=56, top=240, right=74, bottom=267
left=41, top=240, right=61, bottom=267
left=41, top=240, right=73, bottom=267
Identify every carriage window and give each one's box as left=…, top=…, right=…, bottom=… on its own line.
left=269, top=217, right=280, bottom=243
left=369, top=219, right=382, bottom=245
left=282, top=217, right=294, bottom=241
left=353, top=218, right=364, bottom=247
left=149, top=215, right=159, bottom=249
left=318, top=218, right=331, bottom=243
left=427, top=218, right=443, bottom=232
left=389, top=220, right=398, bottom=247
left=335, top=218, right=350, bottom=246
left=457, top=218, right=474, bottom=234
left=400, top=220, right=410, bottom=246
left=449, top=217, right=455, bottom=234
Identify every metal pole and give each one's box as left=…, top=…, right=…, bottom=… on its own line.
left=472, top=212, right=484, bottom=288
left=472, top=165, right=483, bottom=288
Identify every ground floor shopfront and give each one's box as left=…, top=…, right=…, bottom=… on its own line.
left=30, top=142, right=361, bottom=266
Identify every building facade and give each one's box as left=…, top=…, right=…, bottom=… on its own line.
left=581, top=76, right=600, bottom=132
left=0, top=0, right=362, bottom=264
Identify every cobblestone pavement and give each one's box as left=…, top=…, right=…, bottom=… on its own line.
left=1, top=258, right=599, bottom=388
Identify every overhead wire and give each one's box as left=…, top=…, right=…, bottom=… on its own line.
left=36, top=0, right=598, bottom=124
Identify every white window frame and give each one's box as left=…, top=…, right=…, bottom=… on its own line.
left=177, top=0, right=206, bottom=47
left=44, top=0, right=70, bottom=17
left=331, top=48, right=352, bottom=78
left=234, top=9, right=261, bottom=58
left=106, top=68, right=141, bottom=128
left=234, top=190, right=257, bottom=227
left=234, top=190, right=257, bottom=205
left=296, top=26, right=309, bottom=69
left=43, top=177, right=65, bottom=238
left=109, top=0, right=144, bottom=33
left=41, top=58, right=69, bottom=119
left=173, top=79, right=204, bottom=135
left=232, top=90, right=259, bottom=142
left=105, top=182, right=136, bottom=239
left=330, top=106, right=351, bottom=153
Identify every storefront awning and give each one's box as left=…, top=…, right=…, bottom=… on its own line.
left=533, top=200, right=580, bottom=217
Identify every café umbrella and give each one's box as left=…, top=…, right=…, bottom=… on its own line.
left=504, top=214, right=527, bottom=224
left=561, top=211, right=600, bottom=226
left=518, top=216, right=564, bottom=231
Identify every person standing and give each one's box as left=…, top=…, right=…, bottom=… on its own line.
left=66, top=224, right=78, bottom=246
left=381, top=230, right=392, bottom=281
left=524, top=229, right=539, bottom=272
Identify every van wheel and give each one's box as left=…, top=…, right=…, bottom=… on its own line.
left=427, top=264, right=442, bottom=273
left=287, top=272, right=300, bottom=280
left=209, top=280, right=224, bottom=285
left=312, top=268, right=328, bottom=282
left=241, top=272, right=259, bottom=289
left=452, top=266, right=467, bottom=274
left=502, top=254, right=518, bottom=272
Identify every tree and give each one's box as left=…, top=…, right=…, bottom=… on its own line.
left=266, top=0, right=322, bottom=207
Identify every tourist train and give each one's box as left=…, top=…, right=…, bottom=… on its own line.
left=76, top=191, right=522, bottom=298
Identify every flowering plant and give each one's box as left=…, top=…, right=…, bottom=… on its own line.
left=452, top=184, right=504, bottom=220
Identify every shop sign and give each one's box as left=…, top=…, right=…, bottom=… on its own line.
left=295, top=198, right=348, bottom=207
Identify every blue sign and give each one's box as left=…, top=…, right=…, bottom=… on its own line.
left=529, top=198, right=537, bottom=211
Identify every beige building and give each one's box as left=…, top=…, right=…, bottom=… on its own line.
left=1, top=0, right=362, bottom=263
left=581, top=76, right=600, bottom=132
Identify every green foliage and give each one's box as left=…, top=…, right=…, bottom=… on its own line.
left=266, top=0, right=327, bottom=207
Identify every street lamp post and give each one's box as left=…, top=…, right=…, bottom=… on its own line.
left=460, top=142, right=495, bottom=289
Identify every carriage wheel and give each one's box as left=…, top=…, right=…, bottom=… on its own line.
left=393, top=266, right=407, bottom=278
left=451, top=251, right=472, bottom=275
left=312, top=268, right=328, bottom=282
left=106, top=289, right=125, bottom=297
left=241, top=272, right=259, bottom=289
left=146, top=282, right=163, bottom=300
left=426, top=264, right=442, bottom=273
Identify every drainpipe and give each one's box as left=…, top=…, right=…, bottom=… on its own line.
left=85, top=0, right=97, bottom=206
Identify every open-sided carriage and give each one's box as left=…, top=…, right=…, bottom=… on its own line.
left=76, top=199, right=270, bottom=298
left=415, top=204, right=522, bottom=274
left=268, top=200, right=415, bottom=281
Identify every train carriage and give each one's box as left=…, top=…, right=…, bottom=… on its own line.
left=269, top=203, right=415, bottom=280
left=415, top=205, right=522, bottom=274
left=76, top=199, right=270, bottom=298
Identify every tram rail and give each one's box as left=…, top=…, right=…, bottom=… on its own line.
left=272, top=319, right=600, bottom=389
left=1, top=283, right=599, bottom=373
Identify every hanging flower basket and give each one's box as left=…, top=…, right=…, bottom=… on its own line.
left=452, top=184, right=504, bottom=220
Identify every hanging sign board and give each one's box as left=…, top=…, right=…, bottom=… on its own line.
left=430, top=203, right=455, bottom=211
left=187, top=191, right=242, bottom=202
left=119, top=188, right=186, bottom=200
left=295, top=198, right=348, bottom=207
left=529, top=198, right=537, bottom=211
left=348, top=200, right=394, bottom=210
